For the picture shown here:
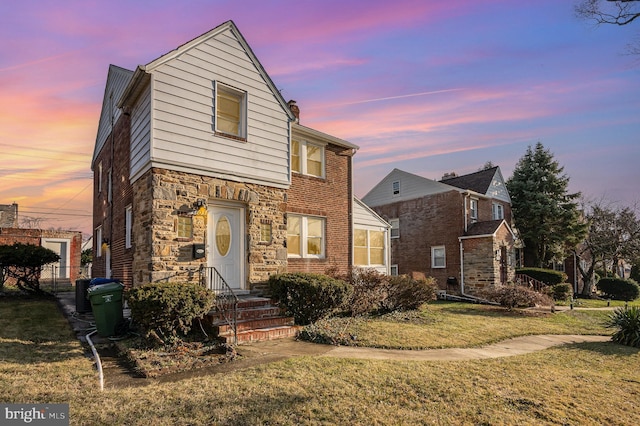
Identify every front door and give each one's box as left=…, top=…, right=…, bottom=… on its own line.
left=208, top=205, right=245, bottom=291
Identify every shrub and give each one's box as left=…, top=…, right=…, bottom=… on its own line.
left=550, top=283, right=572, bottom=302
left=126, top=282, right=215, bottom=345
left=516, top=267, right=567, bottom=286
left=343, top=268, right=390, bottom=316
left=630, top=263, right=640, bottom=284
left=480, top=285, right=553, bottom=310
left=606, top=306, right=640, bottom=348
left=0, top=243, right=60, bottom=293
left=268, top=273, right=352, bottom=325
left=381, top=275, right=437, bottom=312
left=596, top=278, right=640, bottom=301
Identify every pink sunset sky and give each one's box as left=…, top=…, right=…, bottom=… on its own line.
left=1, top=0, right=638, bottom=237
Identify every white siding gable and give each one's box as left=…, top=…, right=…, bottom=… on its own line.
left=128, top=21, right=293, bottom=188
left=362, top=169, right=458, bottom=208
left=486, top=168, right=511, bottom=203
left=92, top=65, right=133, bottom=168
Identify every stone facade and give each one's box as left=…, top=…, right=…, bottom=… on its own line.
left=461, top=224, right=516, bottom=292
left=131, top=167, right=288, bottom=289
left=0, top=204, right=18, bottom=228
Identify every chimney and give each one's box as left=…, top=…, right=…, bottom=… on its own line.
left=442, top=172, right=457, bottom=180
left=287, top=100, right=300, bottom=123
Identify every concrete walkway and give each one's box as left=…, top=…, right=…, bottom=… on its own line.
left=238, top=334, right=611, bottom=362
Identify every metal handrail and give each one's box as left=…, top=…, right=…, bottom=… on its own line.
left=199, top=265, right=239, bottom=345
left=514, top=273, right=547, bottom=292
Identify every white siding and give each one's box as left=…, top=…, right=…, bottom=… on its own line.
left=362, top=169, right=457, bottom=208
left=487, top=169, right=511, bottom=203
left=130, top=86, right=152, bottom=182
left=147, top=27, right=290, bottom=187
left=93, top=65, right=133, bottom=167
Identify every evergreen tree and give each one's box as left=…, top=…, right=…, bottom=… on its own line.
left=507, top=142, right=587, bottom=267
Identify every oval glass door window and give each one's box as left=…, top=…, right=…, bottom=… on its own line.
left=215, top=216, right=231, bottom=256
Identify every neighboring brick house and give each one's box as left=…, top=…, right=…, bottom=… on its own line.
left=362, top=167, right=518, bottom=294
left=91, top=21, right=364, bottom=292
left=0, top=226, right=83, bottom=284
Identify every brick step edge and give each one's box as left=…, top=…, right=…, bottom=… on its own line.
left=207, top=306, right=284, bottom=323
left=218, top=325, right=302, bottom=344
left=215, top=316, right=295, bottom=334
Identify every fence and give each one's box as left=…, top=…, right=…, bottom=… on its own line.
left=0, top=264, right=88, bottom=294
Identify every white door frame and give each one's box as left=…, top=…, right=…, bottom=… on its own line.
left=207, top=203, right=246, bottom=291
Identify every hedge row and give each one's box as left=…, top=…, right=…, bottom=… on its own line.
left=516, top=267, right=567, bottom=286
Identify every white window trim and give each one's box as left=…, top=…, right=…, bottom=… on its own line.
left=390, top=264, right=399, bottom=276
left=392, top=180, right=400, bottom=196
left=470, top=198, right=478, bottom=222
left=214, top=81, right=247, bottom=140
left=492, top=202, right=504, bottom=220
left=291, top=139, right=325, bottom=178
left=96, top=226, right=102, bottom=258
left=431, top=245, right=446, bottom=268
left=287, top=214, right=326, bottom=259
left=97, top=162, right=103, bottom=193
left=390, top=218, right=400, bottom=239
left=107, top=169, right=112, bottom=203
left=125, top=205, right=132, bottom=249
left=354, top=228, right=386, bottom=267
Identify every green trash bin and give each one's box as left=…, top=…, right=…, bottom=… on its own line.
left=87, top=282, right=124, bottom=337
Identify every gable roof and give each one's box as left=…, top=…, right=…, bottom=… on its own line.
left=362, top=168, right=458, bottom=207
left=117, top=20, right=294, bottom=122
left=460, top=219, right=515, bottom=240
left=440, top=167, right=499, bottom=194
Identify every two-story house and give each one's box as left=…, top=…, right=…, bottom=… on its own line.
left=91, top=21, right=384, bottom=295
left=362, top=167, right=518, bottom=294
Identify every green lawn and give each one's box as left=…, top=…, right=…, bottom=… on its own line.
left=1, top=297, right=639, bottom=425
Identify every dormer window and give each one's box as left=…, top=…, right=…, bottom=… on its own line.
left=215, top=82, right=247, bottom=140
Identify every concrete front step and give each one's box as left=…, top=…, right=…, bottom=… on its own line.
left=218, top=325, right=302, bottom=344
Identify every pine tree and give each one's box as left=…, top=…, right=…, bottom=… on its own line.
left=507, top=142, right=587, bottom=267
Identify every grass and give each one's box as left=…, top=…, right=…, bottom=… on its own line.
left=2, top=296, right=639, bottom=425
left=301, top=301, right=612, bottom=349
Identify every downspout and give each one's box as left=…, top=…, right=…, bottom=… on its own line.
left=459, top=239, right=465, bottom=294
left=463, top=193, right=468, bottom=233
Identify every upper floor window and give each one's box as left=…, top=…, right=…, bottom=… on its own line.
left=390, top=219, right=399, bottom=239
left=392, top=180, right=400, bottom=196
left=291, top=139, right=325, bottom=178
left=492, top=202, right=504, bottom=220
left=287, top=214, right=325, bottom=258
left=470, top=199, right=478, bottom=222
left=431, top=246, right=446, bottom=268
left=215, top=82, right=247, bottom=139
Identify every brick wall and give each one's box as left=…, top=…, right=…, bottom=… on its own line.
left=92, top=113, right=134, bottom=286
left=371, top=190, right=465, bottom=289
left=287, top=144, right=353, bottom=276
